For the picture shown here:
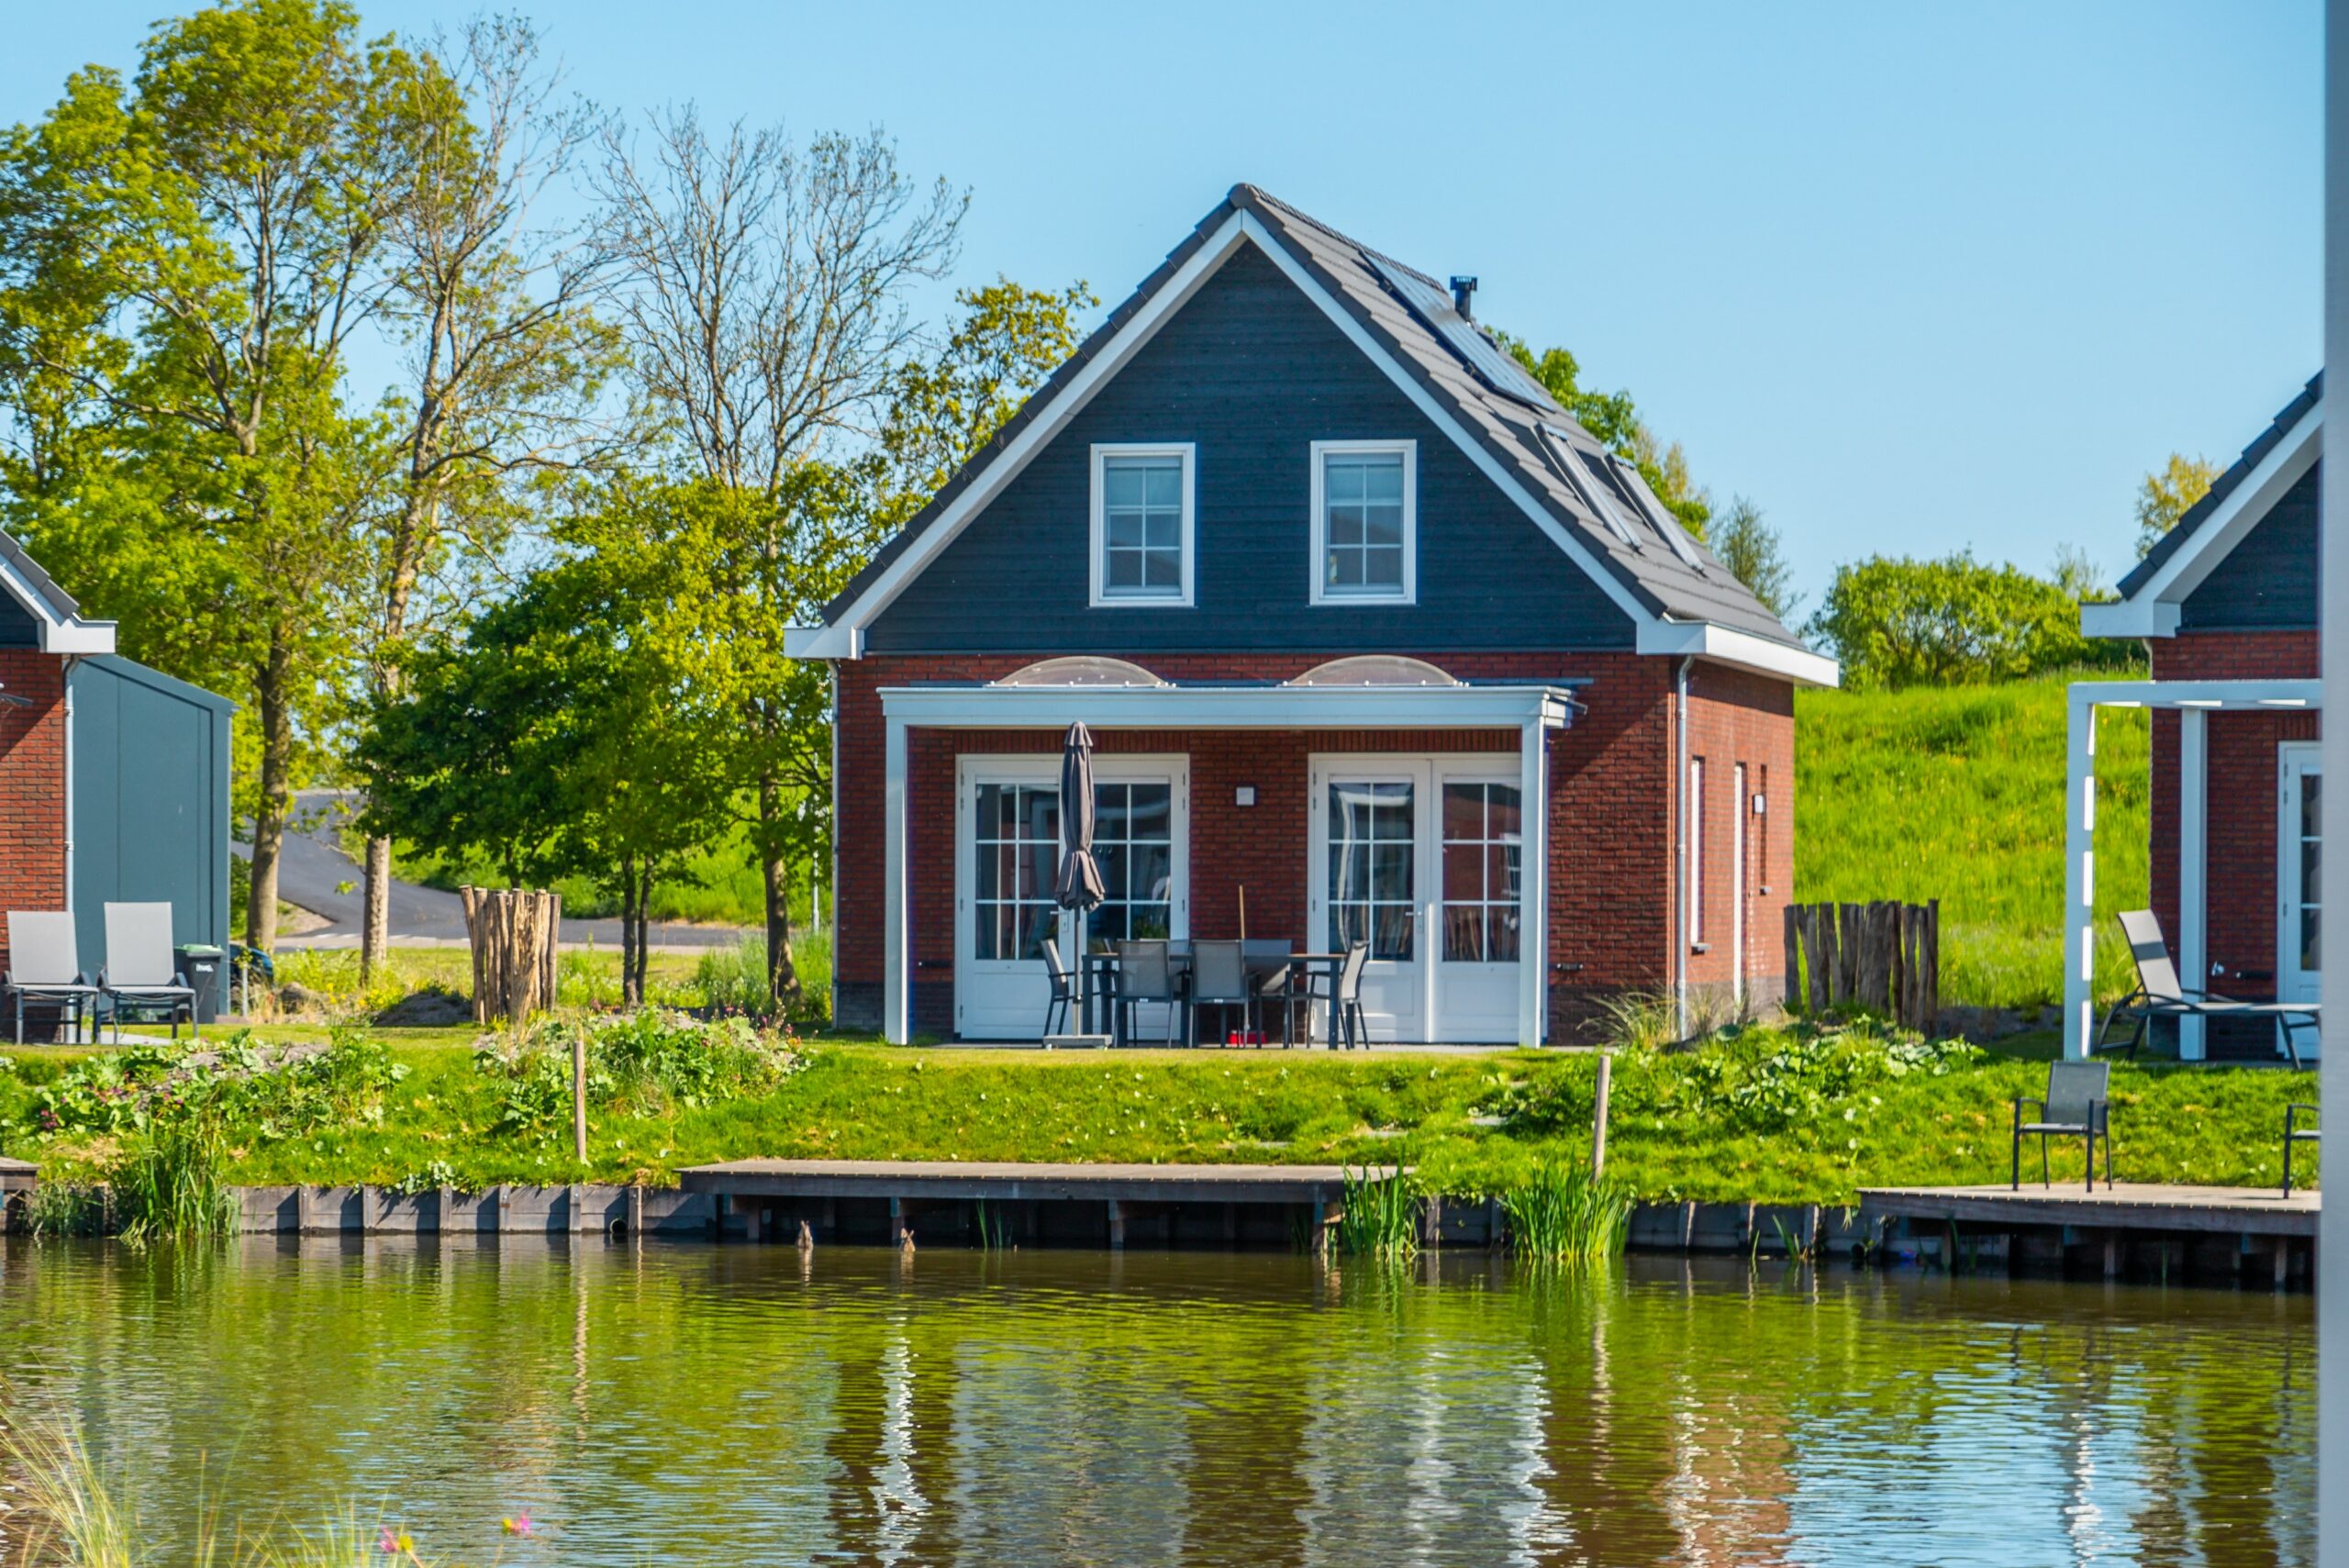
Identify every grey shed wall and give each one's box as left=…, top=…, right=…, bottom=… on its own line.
left=69, top=655, right=234, bottom=963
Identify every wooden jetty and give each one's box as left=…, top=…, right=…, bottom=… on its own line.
left=1860, top=1182, right=2319, bottom=1287
left=0, top=1156, right=32, bottom=1231
left=678, top=1159, right=1390, bottom=1251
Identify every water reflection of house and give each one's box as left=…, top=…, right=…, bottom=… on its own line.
left=792, top=185, right=1835, bottom=1044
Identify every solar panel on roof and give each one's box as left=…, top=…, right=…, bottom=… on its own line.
left=1364, top=254, right=1559, bottom=411
left=1536, top=426, right=1635, bottom=545
left=1610, top=456, right=1708, bottom=572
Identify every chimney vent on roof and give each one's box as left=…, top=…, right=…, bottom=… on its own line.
left=1448, top=275, right=1477, bottom=320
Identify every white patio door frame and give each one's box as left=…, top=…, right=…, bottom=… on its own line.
left=953, top=752, right=1189, bottom=1040
left=1309, top=751, right=1520, bottom=1044
left=2280, top=742, right=2322, bottom=1054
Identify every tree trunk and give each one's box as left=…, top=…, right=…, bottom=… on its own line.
left=362, top=834, right=392, bottom=977
left=620, top=856, right=647, bottom=1007
left=758, top=776, right=803, bottom=1013
left=243, top=626, right=296, bottom=952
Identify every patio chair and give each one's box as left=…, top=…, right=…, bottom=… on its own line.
left=1190, top=940, right=1254, bottom=1045
left=1241, top=939, right=1297, bottom=1044
left=2011, top=1060, right=2113, bottom=1193
left=5, top=911, right=98, bottom=1045
left=1300, top=941, right=1372, bottom=1049
left=1040, top=940, right=1076, bottom=1040
left=2098, top=910, right=2321, bottom=1069
left=99, top=902, right=197, bottom=1043
left=1113, top=940, right=1186, bottom=1049
left=2283, top=1103, right=2320, bottom=1196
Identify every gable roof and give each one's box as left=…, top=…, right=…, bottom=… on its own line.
left=798, top=185, right=1833, bottom=685
left=0, top=530, right=114, bottom=653
left=2086, top=373, right=2322, bottom=639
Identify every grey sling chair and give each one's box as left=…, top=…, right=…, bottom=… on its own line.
left=2097, top=909, right=2321, bottom=1070
left=6, top=911, right=99, bottom=1044
left=2012, top=1060, right=2114, bottom=1193
left=99, top=902, right=198, bottom=1043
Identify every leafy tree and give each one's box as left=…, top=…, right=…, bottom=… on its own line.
left=1706, top=495, right=1798, bottom=621
left=361, top=478, right=737, bottom=1002
left=1806, top=551, right=2135, bottom=690
left=1497, top=335, right=1709, bottom=533
left=0, top=0, right=407, bottom=951
left=2133, top=452, right=2220, bottom=558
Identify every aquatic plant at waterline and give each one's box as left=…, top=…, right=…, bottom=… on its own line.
left=1500, top=1160, right=1631, bottom=1262
left=19, top=1117, right=237, bottom=1242
left=1337, top=1167, right=1421, bottom=1259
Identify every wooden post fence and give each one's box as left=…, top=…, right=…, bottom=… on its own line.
left=459, top=886, right=563, bottom=1024
left=1782, top=899, right=1939, bottom=1032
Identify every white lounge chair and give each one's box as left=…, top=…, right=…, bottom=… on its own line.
left=100, top=902, right=197, bottom=1042
left=5, top=911, right=98, bottom=1044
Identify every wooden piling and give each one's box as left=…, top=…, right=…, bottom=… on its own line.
left=1590, top=1052, right=1613, bottom=1180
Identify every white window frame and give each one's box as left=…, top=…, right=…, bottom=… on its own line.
left=1089, top=442, right=1197, bottom=608
left=1308, top=439, right=1418, bottom=606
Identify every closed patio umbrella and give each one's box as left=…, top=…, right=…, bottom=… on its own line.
left=1055, top=722, right=1106, bottom=1028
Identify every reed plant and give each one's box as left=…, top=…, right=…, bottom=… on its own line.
left=111, top=1115, right=237, bottom=1243
left=1336, top=1167, right=1421, bottom=1260
left=973, top=1199, right=1012, bottom=1251
left=1500, top=1160, right=1631, bottom=1263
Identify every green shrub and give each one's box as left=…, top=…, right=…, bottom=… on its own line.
left=470, top=1011, right=798, bottom=1143
left=1808, top=551, right=2138, bottom=691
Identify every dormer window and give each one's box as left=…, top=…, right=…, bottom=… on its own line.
left=1310, top=439, right=1416, bottom=605
left=1090, top=443, right=1195, bottom=606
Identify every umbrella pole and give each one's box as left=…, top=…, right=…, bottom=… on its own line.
left=1239, top=884, right=1248, bottom=940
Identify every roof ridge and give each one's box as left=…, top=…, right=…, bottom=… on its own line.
left=1230, top=183, right=1450, bottom=293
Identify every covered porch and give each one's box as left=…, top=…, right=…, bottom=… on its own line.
left=2063, top=677, right=2323, bottom=1061
left=879, top=659, right=1579, bottom=1046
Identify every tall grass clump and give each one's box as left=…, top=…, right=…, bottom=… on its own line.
left=687, top=933, right=833, bottom=1023
left=1336, top=1167, right=1421, bottom=1260
left=1501, top=1160, right=1630, bottom=1263
left=111, top=1115, right=237, bottom=1242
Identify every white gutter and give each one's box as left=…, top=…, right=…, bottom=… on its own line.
left=1674, top=654, right=1694, bottom=1040
left=61, top=659, right=75, bottom=923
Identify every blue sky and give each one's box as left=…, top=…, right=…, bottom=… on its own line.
left=1, top=1, right=2319, bottom=613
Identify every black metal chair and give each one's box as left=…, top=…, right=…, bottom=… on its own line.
left=1113, top=940, right=1185, bottom=1049
left=2284, top=1102, right=2321, bottom=1196
left=2011, top=1060, right=2113, bottom=1193
left=1190, top=940, right=1254, bottom=1046
left=2098, top=909, right=2320, bottom=1069
left=1241, top=939, right=1297, bottom=1045
left=1299, top=941, right=1371, bottom=1049
left=1040, top=940, right=1076, bottom=1040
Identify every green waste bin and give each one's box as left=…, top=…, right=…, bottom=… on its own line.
left=174, top=944, right=225, bottom=1025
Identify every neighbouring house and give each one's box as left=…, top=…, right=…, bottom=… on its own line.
left=790, top=185, right=1836, bottom=1044
left=2075, top=373, right=2321, bottom=1062
left=0, top=531, right=234, bottom=998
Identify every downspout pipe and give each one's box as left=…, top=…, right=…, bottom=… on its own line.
left=1674, top=654, right=1695, bottom=1040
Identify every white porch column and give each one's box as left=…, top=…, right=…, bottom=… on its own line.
left=1519, top=719, right=1550, bottom=1048
left=2178, top=706, right=2209, bottom=1061
left=2063, top=685, right=2098, bottom=1061
left=884, top=713, right=910, bottom=1044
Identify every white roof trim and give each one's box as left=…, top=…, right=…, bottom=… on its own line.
left=1637, top=620, right=1841, bottom=688
left=2093, top=395, right=2321, bottom=638
left=880, top=681, right=1578, bottom=731
left=0, top=554, right=115, bottom=654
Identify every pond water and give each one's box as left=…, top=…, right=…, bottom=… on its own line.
left=0, top=1238, right=2314, bottom=1566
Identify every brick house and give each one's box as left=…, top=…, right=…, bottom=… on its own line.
left=790, top=186, right=1836, bottom=1043
left=2074, top=373, right=2321, bottom=1062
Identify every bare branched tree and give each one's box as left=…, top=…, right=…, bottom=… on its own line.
left=362, top=16, right=622, bottom=976
left=596, top=109, right=963, bottom=1006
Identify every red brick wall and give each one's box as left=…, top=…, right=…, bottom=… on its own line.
left=1683, top=663, right=1797, bottom=1006
left=0, top=653, right=68, bottom=977
left=2145, top=631, right=2320, bottom=1012
left=831, top=650, right=1796, bottom=1038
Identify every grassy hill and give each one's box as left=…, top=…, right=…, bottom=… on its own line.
left=1795, top=670, right=2150, bottom=1013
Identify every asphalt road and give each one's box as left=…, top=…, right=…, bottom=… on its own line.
left=235, top=789, right=757, bottom=953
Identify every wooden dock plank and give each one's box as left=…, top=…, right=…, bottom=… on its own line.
left=1861, top=1183, right=2319, bottom=1238
left=677, top=1159, right=1388, bottom=1207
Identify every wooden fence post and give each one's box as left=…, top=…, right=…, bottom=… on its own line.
left=1784, top=906, right=1802, bottom=1011
left=462, top=887, right=564, bottom=1024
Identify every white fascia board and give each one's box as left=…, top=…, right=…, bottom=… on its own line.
left=2121, top=396, right=2322, bottom=629
left=813, top=214, right=1255, bottom=650
left=878, top=683, right=1578, bottom=732
left=2067, top=676, right=2321, bottom=709
left=2079, top=600, right=2180, bottom=639
left=785, top=624, right=857, bottom=659
left=39, top=618, right=116, bottom=654
left=1637, top=621, right=1841, bottom=688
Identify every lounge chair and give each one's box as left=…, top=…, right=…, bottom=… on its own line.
left=2012, top=1060, right=2113, bottom=1192
left=5, top=911, right=98, bottom=1045
left=2284, top=1103, right=2320, bottom=1196
left=2097, top=910, right=2320, bottom=1069
left=99, top=902, right=197, bottom=1042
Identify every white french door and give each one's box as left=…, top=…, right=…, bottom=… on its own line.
left=2278, top=743, right=2321, bottom=1058
left=955, top=754, right=1188, bottom=1040
left=1309, top=753, right=1521, bottom=1043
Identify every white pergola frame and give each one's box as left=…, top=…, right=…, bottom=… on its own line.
left=878, top=681, right=1580, bottom=1047
left=2064, top=677, right=2322, bottom=1061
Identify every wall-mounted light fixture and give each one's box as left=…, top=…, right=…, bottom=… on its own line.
left=1234, top=785, right=1256, bottom=807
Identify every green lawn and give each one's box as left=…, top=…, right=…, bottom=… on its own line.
left=1797, top=668, right=2150, bottom=1012
left=0, top=1020, right=2312, bottom=1206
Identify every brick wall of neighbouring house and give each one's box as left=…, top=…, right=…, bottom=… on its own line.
left=1682, top=662, right=1797, bottom=1012
left=829, top=651, right=1796, bottom=1040
left=2144, top=630, right=2319, bottom=1057
left=0, top=653, right=68, bottom=980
